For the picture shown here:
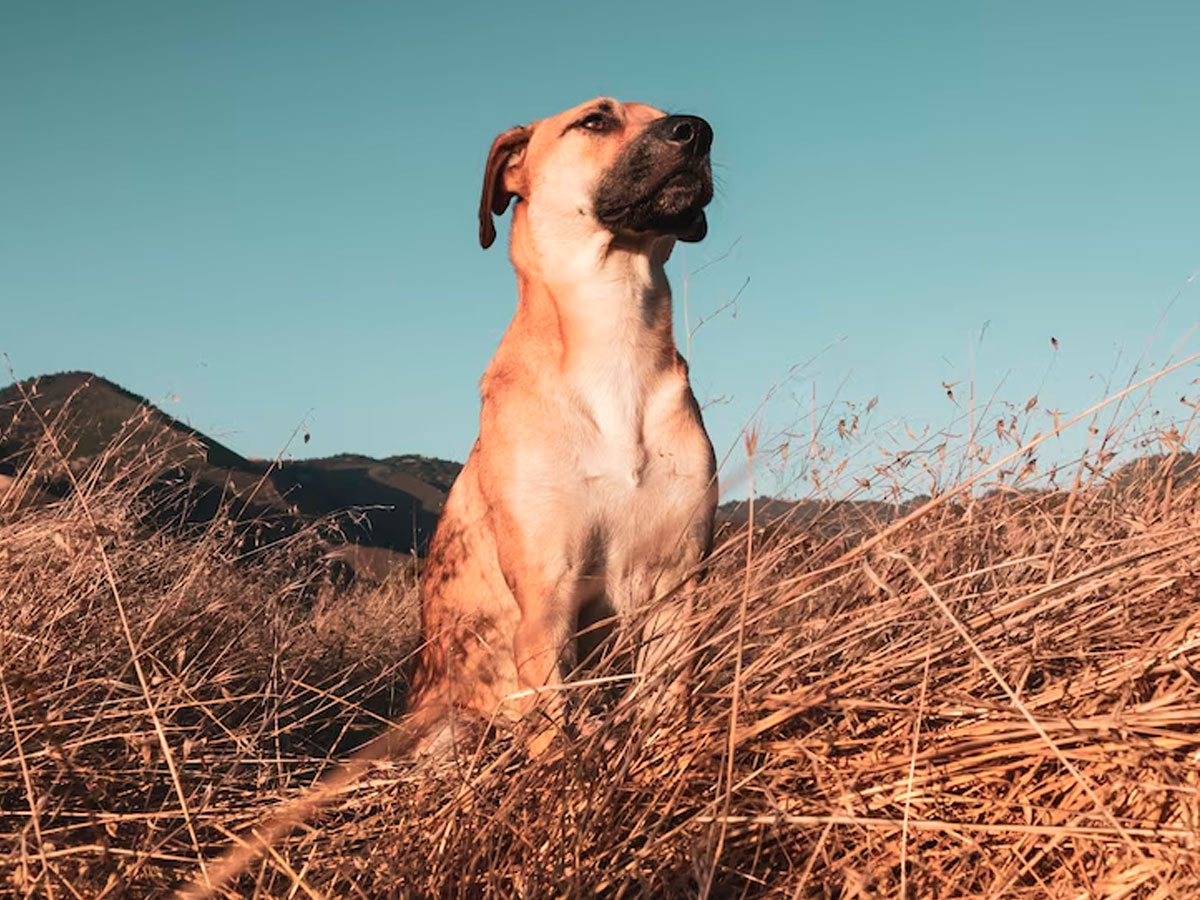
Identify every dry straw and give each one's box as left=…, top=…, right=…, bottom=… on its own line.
left=2, top=360, right=1199, bottom=898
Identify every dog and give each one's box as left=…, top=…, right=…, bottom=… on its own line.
left=408, top=96, right=718, bottom=738
left=174, top=97, right=717, bottom=898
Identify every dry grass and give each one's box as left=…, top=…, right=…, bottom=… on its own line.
left=3, top=374, right=1200, bottom=898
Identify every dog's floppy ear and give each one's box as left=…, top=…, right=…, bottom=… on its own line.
left=479, top=125, right=531, bottom=249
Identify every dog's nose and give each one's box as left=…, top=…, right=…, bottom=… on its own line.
left=661, top=115, right=713, bottom=157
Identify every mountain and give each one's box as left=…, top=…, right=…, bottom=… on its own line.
left=0, top=370, right=246, bottom=469
left=0, top=371, right=462, bottom=566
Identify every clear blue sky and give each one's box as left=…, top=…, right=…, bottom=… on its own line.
left=3, top=2, right=1198, bottom=497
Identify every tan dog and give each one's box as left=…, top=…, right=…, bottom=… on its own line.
left=174, top=97, right=716, bottom=898
left=409, top=97, right=718, bottom=735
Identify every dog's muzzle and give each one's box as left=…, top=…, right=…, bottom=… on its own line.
left=593, top=114, right=715, bottom=243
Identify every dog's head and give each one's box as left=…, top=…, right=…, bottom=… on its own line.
left=478, top=97, right=713, bottom=251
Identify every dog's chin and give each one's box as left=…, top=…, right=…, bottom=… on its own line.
left=604, top=207, right=707, bottom=244
left=598, top=198, right=711, bottom=244
left=652, top=174, right=711, bottom=241
left=602, top=209, right=707, bottom=245
left=594, top=167, right=712, bottom=245
left=634, top=201, right=708, bottom=243
left=675, top=209, right=708, bottom=243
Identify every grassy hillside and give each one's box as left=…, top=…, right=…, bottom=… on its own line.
left=2, top=374, right=1198, bottom=897
left=0, top=372, right=460, bottom=560
left=0, top=370, right=247, bottom=468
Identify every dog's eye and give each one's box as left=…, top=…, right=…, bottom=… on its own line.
left=578, top=112, right=613, bottom=133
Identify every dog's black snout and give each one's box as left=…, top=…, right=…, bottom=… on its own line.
left=659, top=115, right=713, bottom=157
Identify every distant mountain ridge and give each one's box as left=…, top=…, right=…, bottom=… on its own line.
left=0, top=370, right=246, bottom=469
left=0, top=371, right=462, bottom=565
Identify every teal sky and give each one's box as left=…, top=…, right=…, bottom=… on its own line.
left=3, top=2, right=1198, bottom=497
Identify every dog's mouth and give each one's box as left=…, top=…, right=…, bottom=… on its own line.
left=594, top=161, right=713, bottom=244
left=655, top=169, right=712, bottom=241
left=592, top=116, right=714, bottom=244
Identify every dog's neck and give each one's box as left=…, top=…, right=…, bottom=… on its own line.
left=504, top=206, right=680, bottom=376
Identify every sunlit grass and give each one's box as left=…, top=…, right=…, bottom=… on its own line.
left=3, top=358, right=1200, bottom=898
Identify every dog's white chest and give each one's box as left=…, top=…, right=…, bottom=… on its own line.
left=574, top=363, right=648, bottom=489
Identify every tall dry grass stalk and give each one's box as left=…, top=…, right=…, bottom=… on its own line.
left=2, top=364, right=1200, bottom=898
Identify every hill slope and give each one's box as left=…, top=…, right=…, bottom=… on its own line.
left=0, top=371, right=461, bottom=561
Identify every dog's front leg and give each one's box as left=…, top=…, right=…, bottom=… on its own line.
left=611, top=561, right=697, bottom=697
left=508, top=566, right=584, bottom=758
left=487, top=498, right=587, bottom=728
left=510, top=573, right=578, bottom=719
